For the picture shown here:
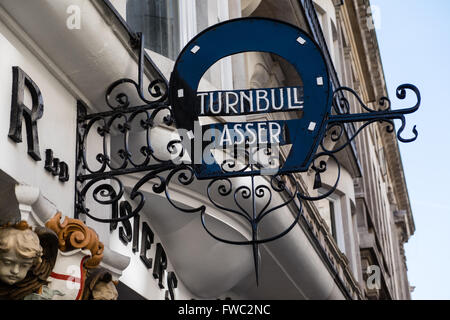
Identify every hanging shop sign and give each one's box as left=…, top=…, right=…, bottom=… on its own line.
left=169, top=18, right=332, bottom=179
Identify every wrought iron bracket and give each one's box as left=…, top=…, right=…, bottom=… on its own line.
left=320, top=85, right=420, bottom=155
left=75, top=30, right=420, bottom=287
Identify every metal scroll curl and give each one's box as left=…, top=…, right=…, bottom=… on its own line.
left=105, top=78, right=168, bottom=110
left=77, top=176, right=143, bottom=224
left=322, top=84, right=420, bottom=154
left=298, top=152, right=341, bottom=201
left=201, top=173, right=301, bottom=246
left=160, top=163, right=303, bottom=285
left=158, top=164, right=302, bottom=246
left=105, top=33, right=168, bottom=110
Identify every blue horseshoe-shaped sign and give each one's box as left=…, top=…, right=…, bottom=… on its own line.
left=169, top=17, right=332, bottom=179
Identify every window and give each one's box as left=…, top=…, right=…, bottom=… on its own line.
left=126, top=0, right=180, bottom=60
left=313, top=1, right=339, bottom=67
left=316, top=190, right=346, bottom=253
left=317, top=197, right=337, bottom=241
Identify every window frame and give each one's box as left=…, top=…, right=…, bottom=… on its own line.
left=317, top=188, right=346, bottom=253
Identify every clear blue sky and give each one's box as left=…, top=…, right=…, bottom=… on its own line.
left=370, top=0, right=450, bottom=299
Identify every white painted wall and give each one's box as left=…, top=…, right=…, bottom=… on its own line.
left=0, top=19, right=76, bottom=217
left=109, top=209, right=201, bottom=300
left=313, top=0, right=338, bottom=66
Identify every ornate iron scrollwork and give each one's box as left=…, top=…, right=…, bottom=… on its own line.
left=322, top=84, right=420, bottom=155
left=75, top=31, right=421, bottom=286
left=75, top=33, right=176, bottom=224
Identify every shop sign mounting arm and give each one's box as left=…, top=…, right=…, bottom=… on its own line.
left=75, top=18, right=420, bottom=286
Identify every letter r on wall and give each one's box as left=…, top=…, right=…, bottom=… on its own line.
left=8, top=66, right=44, bottom=161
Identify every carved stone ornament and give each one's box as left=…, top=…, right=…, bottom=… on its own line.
left=45, top=212, right=104, bottom=269
left=42, top=212, right=117, bottom=300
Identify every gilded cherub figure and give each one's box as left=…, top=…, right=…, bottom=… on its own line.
left=0, top=223, right=41, bottom=285
left=0, top=218, right=118, bottom=300
left=0, top=221, right=58, bottom=300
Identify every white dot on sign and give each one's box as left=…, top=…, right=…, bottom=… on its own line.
left=308, top=122, right=316, bottom=131
left=316, top=77, right=323, bottom=86
left=191, top=45, right=200, bottom=54
left=177, top=89, right=184, bottom=98
left=187, top=130, right=194, bottom=140
left=296, top=36, right=306, bottom=45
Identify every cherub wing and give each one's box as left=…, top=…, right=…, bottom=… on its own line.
left=32, top=226, right=59, bottom=280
